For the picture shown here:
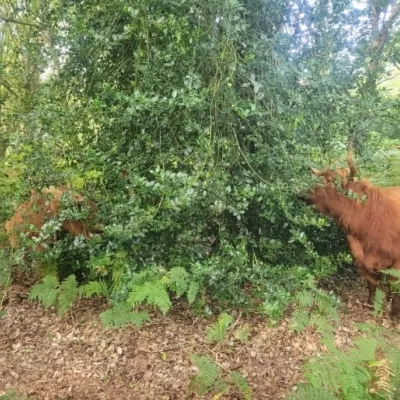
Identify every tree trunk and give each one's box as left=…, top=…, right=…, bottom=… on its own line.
left=363, top=0, right=400, bottom=92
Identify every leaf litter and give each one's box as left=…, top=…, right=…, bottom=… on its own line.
left=0, top=278, right=391, bottom=399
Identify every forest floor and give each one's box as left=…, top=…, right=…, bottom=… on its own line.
left=0, top=276, right=396, bottom=400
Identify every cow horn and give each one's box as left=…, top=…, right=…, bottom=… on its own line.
left=310, top=167, right=321, bottom=176
left=346, top=135, right=357, bottom=177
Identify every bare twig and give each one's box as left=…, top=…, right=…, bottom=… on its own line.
left=378, top=72, right=400, bottom=85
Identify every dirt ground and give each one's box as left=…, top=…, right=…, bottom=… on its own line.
left=0, top=277, right=394, bottom=400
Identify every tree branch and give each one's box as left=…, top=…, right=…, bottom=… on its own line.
left=378, top=1, right=400, bottom=49
left=0, top=15, right=42, bottom=29
left=0, top=80, right=20, bottom=98
left=377, top=72, right=400, bottom=84
left=364, top=0, right=400, bottom=90
left=387, top=0, right=400, bottom=27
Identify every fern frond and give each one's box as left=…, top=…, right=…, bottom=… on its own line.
left=381, top=269, right=400, bottom=279
left=294, top=298, right=400, bottom=400
left=129, top=268, right=159, bottom=286
left=304, top=336, right=380, bottom=400
left=297, top=290, right=314, bottom=308
left=285, top=384, right=335, bottom=400
left=111, top=262, right=124, bottom=291
left=99, top=303, right=149, bottom=328
left=369, top=358, right=394, bottom=397
left=350, top=337, right=378, bottom=362
left=189, top=354, right=224, bottom=397
left=0, top=264, right=10, bottom=288
left=187, top=280, right=200, bottom=305
left=43, top=274, right=59, bottom=287
left=127, top=282, right=150, bottom=305
left=340, top=361, right=370, bottom=399
left=206, top=313, right=233, bottom=343
left=146, top=281, right=171, bottom=314
left=381, top=269, right=400, bottom=293
left=168, top=267, right=189, bottom=297
left=79, top=281, right=108, bottom=299
left=309, top=315, right=334, bottom=338
left=28, top=274, right=59, bottom=309
left=373, top=288, right=385, bottom=317
left=355, top=322, right=384, bottom=336
left=294, top=288, right=338, bottom=319
left=386, top=350, right=400, bottom=387
left=313, top=291, right=339, bottom=321
left=291, top=288, right=338, bottom=335
left=57, top=275, right=78, bottom=315
left=128, top=280, right=172, bottom=315
left=229, top=371, right=252, bottom=400
left=290, top=309, right=310, bottom=332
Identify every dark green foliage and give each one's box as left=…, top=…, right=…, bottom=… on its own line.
left=1, top=0, right=400, bottom=319
left=0, top=0, right=354, bottom=317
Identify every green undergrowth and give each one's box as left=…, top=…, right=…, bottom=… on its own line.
left=189, top=354, right=252, bottom=399
left=286, top=287, right=400, bottom=400
left=1, top=0, right=379, bottom=324
left=0, top=391, right=29, bottom=400
left=27, top=265, right=201, bottom=326
left=5, top=273, right=400, bottom=400
left=188, top=285, right=400, bottom=400
left=287, top=323, right=400, bottom=400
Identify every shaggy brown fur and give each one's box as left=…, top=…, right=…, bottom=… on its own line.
left=5, top=186, right=101, bottom=251
left=308, top=161, right=400, bottom=318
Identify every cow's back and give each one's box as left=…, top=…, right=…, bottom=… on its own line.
left=4, top=192, right=54, bottom=248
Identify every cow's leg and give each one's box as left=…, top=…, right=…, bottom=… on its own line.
left=346, top=235, right=378, bottom=303
left=363, top=253, right=388, bottom=305
left=389, top=261, right=400, bottom=319
left=359, top=266, right=380, bottom=305
left=391, top=295, right=400, bottom=319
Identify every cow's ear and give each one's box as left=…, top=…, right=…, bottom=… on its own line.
left=310, top=167, right=321, bottom=176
